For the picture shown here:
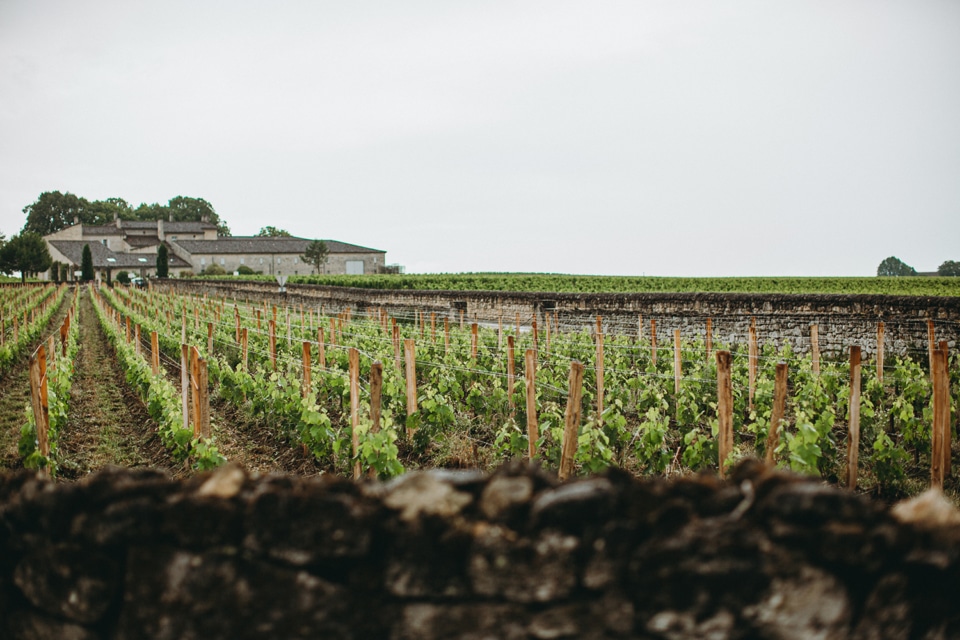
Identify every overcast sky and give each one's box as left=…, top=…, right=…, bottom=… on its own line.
left=1, top=1, right=958, bottom=276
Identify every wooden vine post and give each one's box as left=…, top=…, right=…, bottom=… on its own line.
left=241, top=328, right=249, bottom=371
left=431, top=312, right=436, bottom=343
left=135, top=324, right=141, bottom=356
left=507, top=336, right=516, bottom=415
left=716, top=350, right=733, bottom=478
left=180, top=344, right=189, bottom=433
left=650, top=319, right=657, bottom=366
left=28, top=345, right=50, bottom=476
left=595, top=316, right=604, bottom=426
left=393, top=323, right=401, bottom=370
left=931, top=343, right=950, bottom=488
left=847, top=346, right=862, bottom=490
left=302, top=341, right=312, bottom=398
left=748, top=318, right=758, bottom=411
left=188, top=346, right=210, bottom=438
left=876, top=321, right=885, bottom=384
left=150, top=332, right=160, bottom=375
left=764, top=363, right=788, bottom=465
left=810, top=324, right=820, bottom=376
left=404, top=339, right=417, bottom=439
left=524, top=348, right=538, bottom=459
left=349, top=348, right=361, bottom=479
left=558, top=361, right=585, bottom=481
left=207, top=322, right=214, bottom=357
left=705, top=318, right=713, bottom=364
left=268, top=320, right=277, bottom=370
left=368, top=361, right=383, bottom=479
left=927, top=319, right=936, bottom=382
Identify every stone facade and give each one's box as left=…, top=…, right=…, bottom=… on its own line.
left=159, top=279, right=960, bottom=357
left=42, top=222, right=386, bottom=279
left=168, top=238, right=386, bottom=277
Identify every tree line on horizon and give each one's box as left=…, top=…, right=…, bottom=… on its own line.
left=877, top=256, right=960, bottom=277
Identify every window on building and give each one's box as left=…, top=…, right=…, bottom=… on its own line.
left=240, top=258, right=245, bottom=265
left=220, top=258, right=225, bottom=265
left=171, top=236, right=177, bottom=241
left=277, top=257, right=282, bottom=264
left=293, top=257, right=298, bottom=264
left=201, top=258, right=206, bottom=266
left=259, top=258, right=264, bottom=264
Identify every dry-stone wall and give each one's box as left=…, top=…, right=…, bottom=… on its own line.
left=159, top=279, right=959, bottom=357
left=2, top=462, right=960, bottom=639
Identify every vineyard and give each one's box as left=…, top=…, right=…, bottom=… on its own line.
left=206, top=273, right=960, bottom=296
left=8, top=282, right=957, bottom=499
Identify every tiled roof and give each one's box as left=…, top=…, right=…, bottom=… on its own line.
left=162, top=221, right=218, bottom=232
left=81, top=220, right=216, bottom=235
left=48, top=241, right=190, bottom=269
left=171, top=237, right=384, bottom=255
left=125, top=235, right=161, bottom=248
left=82, top=226, right=124, bottom=236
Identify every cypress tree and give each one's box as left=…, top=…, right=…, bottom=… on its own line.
left=81, top=244, right=94, bottom=281
left=156, top=244, right=169, bottom=278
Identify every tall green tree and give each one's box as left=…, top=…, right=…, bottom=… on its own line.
left=301, top=239, right=329, bottom=274
left=877, top=256, right=917, bottom=277
left=138, top=196, right=231, bottom=236
left=938, top=260, right=960, bottom=276
left=86, top=197, right=135, bottom=224
left=81, top=244, right=94, bottom=281
left=156, top=244, right=169, bottom=278
left=22, top=191, right=90, bottom=236
left=255, top=226, right=292, bottom=237
left=0, top=233, right=53, bottom=283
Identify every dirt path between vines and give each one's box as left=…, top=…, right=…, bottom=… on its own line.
left=207, top=396, right=318, bottom=475
left=57, top=291, right=178, bottom=480
left=0, top=288, right=73, bottom=472
left=154, top=341, right=317, bottom=475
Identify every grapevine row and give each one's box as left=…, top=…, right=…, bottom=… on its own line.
left=97, top=284, right=959, bottom=492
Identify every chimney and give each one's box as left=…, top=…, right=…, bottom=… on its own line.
left=73, top=216, right=79, bottom=225
left=169, top=212, right=174, bottom=222
left=158, top=218, right=165, bottom=241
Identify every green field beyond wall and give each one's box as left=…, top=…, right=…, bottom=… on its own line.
left=204, top=274, right=960, bottom=296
